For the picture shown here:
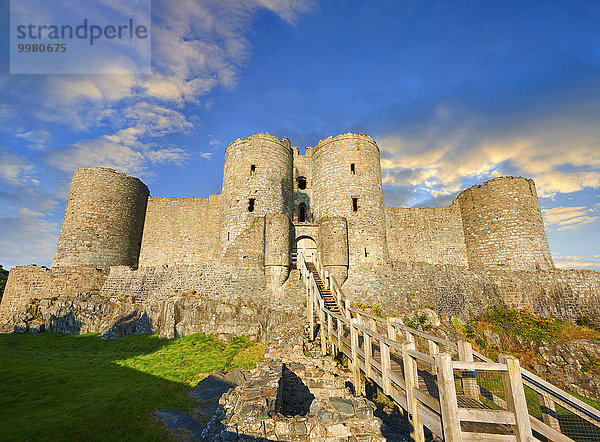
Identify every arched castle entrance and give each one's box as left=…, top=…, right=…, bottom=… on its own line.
left=292, top=236, right=317, bottom=265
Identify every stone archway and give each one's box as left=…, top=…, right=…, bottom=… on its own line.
left=292, top=236, right=317, bottom=265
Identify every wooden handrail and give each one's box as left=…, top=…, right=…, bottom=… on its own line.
left=347, top=307, right=458, bottom=349
left=297, top=251, right=592, bottom=441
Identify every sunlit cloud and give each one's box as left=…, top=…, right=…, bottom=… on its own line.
left=542, top=206, right=599, bottom=231
left=553, top=255, right=600, bottom=271
left=379, top=104, right=600, bottom=206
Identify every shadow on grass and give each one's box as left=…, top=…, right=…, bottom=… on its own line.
left=0, top=331, right=260, bottom=441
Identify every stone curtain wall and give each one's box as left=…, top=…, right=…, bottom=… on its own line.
left=457, top=177, right=554, bottom=271
left=100, top=261, right=305, bottom=315
left=221, top=134, right=294, bottom=249
left=52, top=168, right=149, bottom=269
left=384, top=203, right=469, bottom=266
left=101, top=262, right=270, bottom=304
left=311, top=133, right=389, bottom=267
left=138, top=195, right=222, bottom=267
left=342, top=261, right=600, bottom=321
left=0, top=265, right=108, bottom=324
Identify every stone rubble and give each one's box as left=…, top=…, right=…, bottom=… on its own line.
left=153, top=320, right=412, bottom=441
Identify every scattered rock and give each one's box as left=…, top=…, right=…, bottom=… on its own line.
left=329, top=397, right=355, bottom=415
left=28, top=321, right=45, bottom=334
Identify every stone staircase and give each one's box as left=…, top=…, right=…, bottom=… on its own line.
left=305, top=262, right=341, bottom=315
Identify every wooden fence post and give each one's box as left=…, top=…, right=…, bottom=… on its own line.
left=308, top=279, right=314, bottom=340
left=369, top=317, right=377, bottom=336
left=381, top=337, right=391, bottom=395
left=319, top=297, right=326, bottom=355
left=327, top=313, right=334, bottom=355
left=359, top=316, right=373, bottom=379
left=436, top=353, right=462, bottom=441
left=402, top=342, right=425, bottom=442
left=428, top=340, right=439, bottom=375
left=387, top=318, right=395, bottom=340
left=538, top=392, right=561, bottom=432
left=458, top=341, right=478, bottom=399
left=501, top=356, right=534, bottom=441
left=350, top=318, right=362, bottom=395
left=337, top=318, right=343, bottom=352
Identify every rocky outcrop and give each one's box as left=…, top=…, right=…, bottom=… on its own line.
left=535, top=339, right=600, bottom=401
left=12, top=293, right=299, bottom=342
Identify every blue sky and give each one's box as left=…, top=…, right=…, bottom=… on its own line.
left=1, top=0, right=599, bottom=270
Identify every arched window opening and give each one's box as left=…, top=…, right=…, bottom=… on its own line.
left=248, top=198, right=255, bottom=212
left=297, top=176, right=307, bottom=190
left=298, top=203, right=306, bottom=222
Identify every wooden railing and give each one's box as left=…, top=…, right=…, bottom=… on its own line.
left=297, top=252, right=600, bottom=441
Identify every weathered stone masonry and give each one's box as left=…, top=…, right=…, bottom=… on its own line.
left=1, top=132, right=599, bottom=333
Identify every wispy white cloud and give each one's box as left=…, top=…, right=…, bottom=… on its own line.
left=542, top=206, right=599, bottom=230
left=0, top=214, right=59, bottom=269
left=45, top=133, right=190, bottom=176
left=15, top=129, right=52, bottom=151
left=0, top=148, right=36, bottom=186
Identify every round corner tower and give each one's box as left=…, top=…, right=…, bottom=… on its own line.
left=456, top=176, right=554, bottom=271
left=311, top=133, right=388, bottom=270
left=52, top=167, right=149, bottom=269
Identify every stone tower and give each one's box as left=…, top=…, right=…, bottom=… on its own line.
left=52, top=167, right=149, bottom=269
left=311, top=133, right=389, bottom=272
left=457, top=177, right=554, bottom=271
left=220, top=133, right=294, bottom=287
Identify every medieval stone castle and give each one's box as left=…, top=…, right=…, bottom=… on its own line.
left=1, top=133, right=599, bottom=332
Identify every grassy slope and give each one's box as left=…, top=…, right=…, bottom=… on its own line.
left=456, top=306, right=600, bottom=411
left=0, top=333, right=264, bottom=441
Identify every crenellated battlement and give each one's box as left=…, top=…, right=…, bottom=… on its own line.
left=314, top=132, right=378, bottom=154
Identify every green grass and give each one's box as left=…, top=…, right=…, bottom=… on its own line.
left=0, top=332, right=264, bottom=441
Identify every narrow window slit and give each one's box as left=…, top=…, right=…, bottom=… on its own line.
left=350, top=163, right=356, bottom=175
left=352, top=198, right=358, bottom=212
left=299, top=203, right=306, bottom=222
left=250, top=164, right=256, bottom=175
left=248, top=198, right=255, bottom=212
